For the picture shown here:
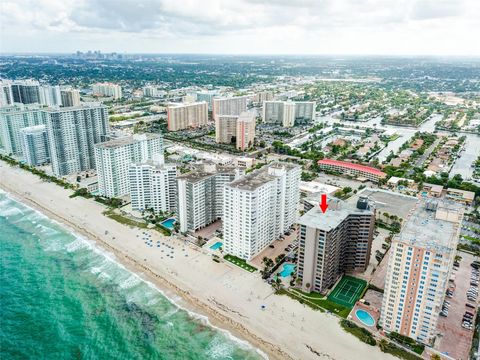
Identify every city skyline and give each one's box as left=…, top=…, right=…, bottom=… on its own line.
left=1, top=0, right=479, bottom=56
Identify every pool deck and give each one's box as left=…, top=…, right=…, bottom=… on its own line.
left=349, top=301, right=380, bottom=330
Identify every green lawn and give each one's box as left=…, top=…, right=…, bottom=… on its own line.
left=224, top=254, right=257, bottom=273
left=328, top=276, right=367, bottom=308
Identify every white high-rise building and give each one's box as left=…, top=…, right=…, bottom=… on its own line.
left=92, top=83, right=122, bottom=99
left=44, top=103, right=110, bottom=176
left=236, top=111, right=256, bottom=150
left=177, top=163, right=242, bottom=233
left=95, top=133, right=163, bottom=198
left=380, top=200, right=463, bottom=345
left=129, top=155, right=177, bottom=214
left=167, top=102, right=208, bottom=131
left=143, top=86, right=159, bottom=98
left=223, top=162, right=301, bottom=260
left=20, top=125, right=50, bottom=166
left=212, top=96, right=249, bottom=119
left=0, top=104, right=45, bottom=156
left=0, top=80, right=13, bottom=107
left=263, top=101, right=315, bottom=127
left=39, top=85, right=62, bottom=106
left=60, top=88, right=81, bottom=107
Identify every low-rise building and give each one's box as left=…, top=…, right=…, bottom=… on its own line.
left=318, top=159, right=387, bottom=183
left=446, top=188, right=475, bottom=206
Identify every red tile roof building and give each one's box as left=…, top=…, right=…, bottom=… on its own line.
left=318, top=159, right=387, bottom=183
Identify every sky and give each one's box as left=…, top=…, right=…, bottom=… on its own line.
left=1, top=0, right=479, bottom=56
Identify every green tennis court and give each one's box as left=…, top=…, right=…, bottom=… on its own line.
left=328, top=276, right=367, bottom=308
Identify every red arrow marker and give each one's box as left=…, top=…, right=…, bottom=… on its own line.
left=319, top=193, right=328, bottom=213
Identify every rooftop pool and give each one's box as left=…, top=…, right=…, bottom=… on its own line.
left=279, top=263, right=296, bottom=278
left=160, top=218, right=176, bottom=230
left=210, top=241, right=223, bottom=250
left=355, top=309, right=375, bottom=327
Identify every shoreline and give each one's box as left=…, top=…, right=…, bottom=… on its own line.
left=0, top=187, right=277, bottom=360
left=0, top=161, right=395, bottom=360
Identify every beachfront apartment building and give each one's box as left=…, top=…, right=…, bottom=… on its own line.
left=380, top=200, right=463, bottom=345
left=20, top=125, right=50, bottom=166
left=223, top=162, right=301, bottom=260
left=0, top=104, right=45, bottom=156
left=318, top=159, right=387, bottom=183
left=236, top=111, right=256, bottom=151
left=167, top=102, right=209, bottom=131
left=297, top=196, right=375, bottom=294
left=92, top=83, right=122, bottom=99
left=0, top=80, right=13, bottom=107
left=95, top=133, right=163, bottom=198
left=212, top=96, right=249, bottom=119
left=60, top=88, right=81, bottom=107
left=129, top=156, right=178, bottom=214
left=10, top=79, right=42, bottom=104
left=177, top=163, right=243, bottom=233
left=263, top=101, right=315, bottom=127
left=44, top=103, right=110, bottom=176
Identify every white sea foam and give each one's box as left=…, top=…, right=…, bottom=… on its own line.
left=0, top=190, right=268, bottom=360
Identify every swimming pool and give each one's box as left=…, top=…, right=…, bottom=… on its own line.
left=210, top=241, right=223, bottom=250
left=160, top=218, right=176, bottom=230
left=355, top=309, right=375, bottom=327
left=279, top=263, right=296, bottom=278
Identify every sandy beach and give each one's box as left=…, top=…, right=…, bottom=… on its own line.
left=0, top=161, right=394, bottom=360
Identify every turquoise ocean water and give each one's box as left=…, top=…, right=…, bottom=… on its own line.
left=0, top=191, right=263, bottom=360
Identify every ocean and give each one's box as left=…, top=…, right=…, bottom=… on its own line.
left=0, top=191, right=263, bottom=360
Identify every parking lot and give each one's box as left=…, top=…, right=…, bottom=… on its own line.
left=435, top=251, right=479, bottom=359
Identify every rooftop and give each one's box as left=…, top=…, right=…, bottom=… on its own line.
left=177, top=162, right=239, bottom=183
left=298, top=197, right=373, bottom=231
left=226, top=162, right=300, bottom=191
left=318, top=159, right=387, bottom=177
left=396, top=199, right=463, bottom=251
left=95, top=133, right=161, bottom=149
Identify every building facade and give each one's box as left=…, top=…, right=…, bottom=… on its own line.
left=318, top=159, right=387, bottom=183
left=297, top=196, right=375, bottom=294
left=60, top=88, right=81, bottom=107
left=129, top=156, right=177, bottom=214
left=44, top=103, right=110, bottom=176
left=215, top=114, right=238, bottom=144
left=177, top=163, right=242, bottom=233
left=212, top=96, right=249, bottom=119
left=95, top=133, right=163, bottom=198
left=380, top=200, right=463, bottom=344
left=223, top=162, right=301, bottom=260
left=236, top=111, right=256, bottom=151
left=263, top=101, right=315, bottom=127
left=20, top=124, right=50, bottom=166
left=92, top=83, right=122, bottom=99
left=167, top=102, right=208, bottom=131
left=10, top=80, right=41, bottom=104
left=39, top=85, right=62, bottom=106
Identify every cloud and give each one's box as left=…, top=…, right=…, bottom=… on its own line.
left=0, top=0, right=479, bottom=54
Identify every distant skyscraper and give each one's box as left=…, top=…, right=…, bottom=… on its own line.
left=20, top=125, right=50, bottom=166
left=129, top=155, right=178, bottom=214
left=196, top=91, right=219, bottom=111
left=177, top=163, right=242, bottom=233
left=95, top=133, right=163, bottom=198
left=142, top=85, right=159, bottom=98
left=236, top=111, right=256, bottom=150
left=253, top=91, right=274, bottom=104
left=60, top=88, right=81, bottom=107
left=167, top=102, right=208, bottom=131
left=0, top=104, right=45, bottom=156
left=223, top=162, right=301, bottom=260
left=92, top=83, right=122, bottom=99
left=215, top=114, right=238, bottom=144
left=294, top=101, right=316, bottom=124
left=380, top=200, right=463, bottom=345
left=44, top=103, right=110, bottom=176
left=297, top=196, right=375, bottom=293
